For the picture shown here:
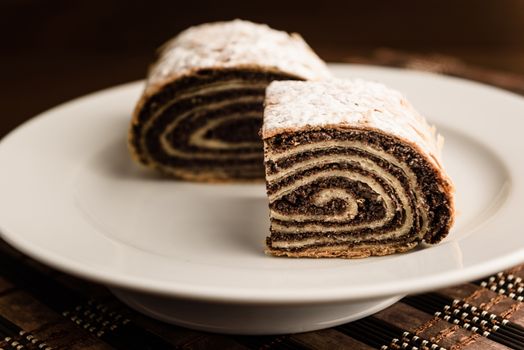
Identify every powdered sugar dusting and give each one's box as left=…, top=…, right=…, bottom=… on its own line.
left=263, top=79, right=443, bottom=164
left=144, top=19, right=331, bottom=95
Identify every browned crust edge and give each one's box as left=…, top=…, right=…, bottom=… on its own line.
left=147, top=166, right=265, bottom=183
left=265, top=242, right=418, bottom=259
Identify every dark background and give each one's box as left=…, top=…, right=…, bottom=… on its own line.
left=2, top=0, right=524, bottom=138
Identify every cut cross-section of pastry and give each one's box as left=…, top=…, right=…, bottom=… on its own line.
left=129, top=19, right=331, bottom=182
left=262, top=79, right=455, bottom=258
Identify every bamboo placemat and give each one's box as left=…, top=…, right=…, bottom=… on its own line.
left=1, top=50, right=523, bottom=350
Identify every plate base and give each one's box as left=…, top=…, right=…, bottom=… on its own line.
left=111, top=288, right=403, bottom=334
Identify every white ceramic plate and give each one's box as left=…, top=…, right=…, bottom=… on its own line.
left=0, top=64, right=523, bottom=334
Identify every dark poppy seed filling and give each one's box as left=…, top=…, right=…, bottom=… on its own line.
left=262, top=80, right=455, bottom=258
left=130, top=69, right=302, bottom=180
left=128, top=20, right=331, bottom=182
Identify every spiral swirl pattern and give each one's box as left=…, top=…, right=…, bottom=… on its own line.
left=264, top=128, right=454, bottom=258
left=129, top=69, right=303, bottom=181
